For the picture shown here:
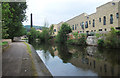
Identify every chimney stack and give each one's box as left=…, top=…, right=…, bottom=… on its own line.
left=30, top=13, right=33, bottom=28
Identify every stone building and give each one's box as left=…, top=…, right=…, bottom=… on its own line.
left=52, top=0, right=120, bottom=35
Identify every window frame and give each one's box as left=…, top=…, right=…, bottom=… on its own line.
left=110, top=14, right=113, bottom=24
left=103, top=16, right=106, bottom=25
left=93, top=19, right=95, bottom=27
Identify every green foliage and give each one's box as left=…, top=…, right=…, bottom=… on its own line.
left=1, top=41, right=8, bottom=46
left=67, top=33, right=87, bottom=46
left=49, top=24, right=54, bottom=35
left=2, top=2, right=27, bottom=39
left=27, top=23, right=54, bottom=43
left=67, top=39, right=75, bottom=44
left=97, top=27, right=120, bottom=48
left=2, top=3, right=12, bottom=38
left=116, top=30, right=120, bottom=35
left=27, top=28, right=39, bottom=43
left=97, top=39, right=104, bottom=48
left=24, top=42, right=32, bottom=54
left=55, top=23, right=72, bottom=44
left=77, top=33, right=86, bottom=46
left=39, top=28, right=50, bottom=43
left=73, top=32, right=78, bottom=39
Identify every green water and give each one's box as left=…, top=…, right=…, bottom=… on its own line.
left=31, top=43, right=120, bottom=76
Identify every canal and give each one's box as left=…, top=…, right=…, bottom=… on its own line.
left=31, top=43, right=120, bottom=76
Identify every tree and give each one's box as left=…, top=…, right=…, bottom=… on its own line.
left=27, top=28, right=38, bottom=43
left=2, top=3, right=12, bottom=38
left=56, top=23, right=72, bottom=44
left=2, top=2, right=27, bottom=40
left=49, top=24, right=54, bottom=35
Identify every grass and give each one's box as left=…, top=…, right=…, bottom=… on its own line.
left=23, top=42, right=38, bottom=76
left=22, top=38, right=28, bottom=40
left=24, top=42, right=32, bottom=54
left=0, top=41, right=8, bottom=46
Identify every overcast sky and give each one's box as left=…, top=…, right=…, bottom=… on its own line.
left=22, top=0, right=112, bottom=26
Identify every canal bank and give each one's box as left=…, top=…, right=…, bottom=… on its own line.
left=28, top=43, right=52, bottom=76
left=2, top=42, right=52, bottom=77
left=31, top=43, right=120, bottom=76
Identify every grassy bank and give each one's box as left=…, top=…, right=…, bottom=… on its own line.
left=23, top=42, right=38, bottom=76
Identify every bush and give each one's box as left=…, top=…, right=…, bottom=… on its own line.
left=97, top=39, right=104, bottom=48
left=77, top=34, right=86, bottom=46
left=67, top=33, right=87, bottom=46
left=67, top=39, right=74, bottom=44
left=98, top=28, right=120, bottom=48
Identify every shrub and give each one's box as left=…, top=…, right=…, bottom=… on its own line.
left=98, top=27, right=120, bottom=48
left=77, top=34, right=86, bottom=46
left=67, top=33, right=86, bottom=45
left=97, top=39, right=104, bottom=48
left=67, top=39, right=74, bottom=44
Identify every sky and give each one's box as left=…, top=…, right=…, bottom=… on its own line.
left=22, top=0, right=112, bottom=26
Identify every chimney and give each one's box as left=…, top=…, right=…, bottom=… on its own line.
left=30, top=13, right=33, bottom=28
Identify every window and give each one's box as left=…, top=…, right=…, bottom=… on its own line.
left=103, top=16, right=106, bottom=25
left=80, top=23, right=82, bottom=26
left=105, top=29, right=107, bottom=31
left=54, top=29, right=56, bottom=32
left=82, top=22, right=84, bottom=30
left=87, top=16, right=89, bottom=19
left=99, top=18, right=101, bottom=22
left=110, top=14, right=113, bottom=24
left=104, top=64, right=107, bottom=72
left=112, top=2, right=115, bottom=5
left=75, top=24, right=77, bottom=30
left=89, top=20, right=91, bottom=24
left=72, top=25, right=74, bottom=30
left=116, top=13, right=119, bottom=19
left=86, top=31, right=89, bottom=34
left=85, top=21, right=88, bottom=28
left=93, top=19, right=95, bottom=27
left=99, top=29, right=102, bottom=31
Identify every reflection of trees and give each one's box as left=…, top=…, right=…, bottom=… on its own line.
left=30, top=42, right=41, bottom=50
left=98, top=48, right=120, bottom=66
left=48, top=45, right=55, bottom=57
left=57, top=44, right=72, bottom=63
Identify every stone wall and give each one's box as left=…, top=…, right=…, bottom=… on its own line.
left=2, top=39, right=12, bottom=44
left=86, top=36, right=98, bottom=46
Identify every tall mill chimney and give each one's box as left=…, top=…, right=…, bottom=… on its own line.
left=30, top=13, right=33, bottom=28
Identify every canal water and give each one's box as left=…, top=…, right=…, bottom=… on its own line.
left=31, top=43, right=120, bottom=76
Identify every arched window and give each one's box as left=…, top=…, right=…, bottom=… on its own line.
left=110, top=14, right=113, bottom=24
left=93, top=19, right=95, bottom=27
left=82, top=22, right=84, bottom=30
left=116, top=13, right=119, bottom=18
left=103, top=16, right=106, bottom=25
left=85, top=21, right=88, bottom=28
left=75, top=24, right=77, bottom=30
left=72, top=25, right=74, bottom=30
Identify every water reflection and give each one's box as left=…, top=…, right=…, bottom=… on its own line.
left=31, top=42, right=120, bottom=76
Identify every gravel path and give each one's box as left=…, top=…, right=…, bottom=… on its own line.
left=2, top=42, right=52, bottom=77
